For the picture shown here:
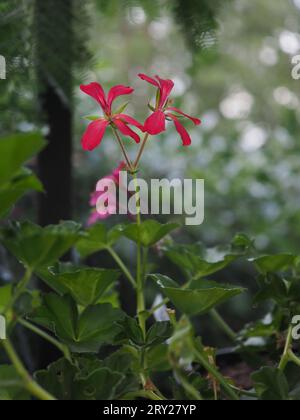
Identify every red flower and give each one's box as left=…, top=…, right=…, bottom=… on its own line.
left=80, top=82, right=144, bottom=151
left=138, top=74, right=201, bottom=146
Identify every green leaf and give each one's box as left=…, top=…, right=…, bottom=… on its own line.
left=0, top=221, right=82, bottom=269
left=122, top=220, right=179, bottom=247
left=76, top=304, right=125, bottom=352
left=83, top=115, right=101, bottom=121
left=76, top=224, right=123, bottom=258
left=146, top=321, right=173, bottom=347
left=35, top=359, right=77, bottom=400
left=114, top=102, right=129, bottom=115
left=35, top=358, right=124, bottom=400
left=0, top=366, right=30, bottom=400
left=115, top=316, right=145, bottom=347
left=36, top=263, right=120, bottom=306
left=0, top=133, right=46, bottom=186
left=0, top=169, right=43, bottom=218
left=30, top=294, right=125, bottom=353
left=75, top=367, right=124, bottom=400
left=165, top=242, right=242, bottom=279
left=251, top=254, right=298, bottom=274
left=151, top=274, right=245, bottom=316
left=147, top=344, right=171, bottom=372
left=252, top=367, right=289, bottom=400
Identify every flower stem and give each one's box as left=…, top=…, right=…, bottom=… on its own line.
left=107, top=247, right=136, bottom=289
left=111, top=126, right=133, bottom=171
left=192, top=341, right=239, bottom=400
left=133, top=133, right=150, bottom=170
left=132, top=172, right=146, bottom=337
left=18, top=318, right=72, bottom=362
left=288, top=350, right=300, bottom=368
left=210, top=309, right=237, bottom=342
left=2, top=339, right=56, bottom=400
left=279, top=326, right=293, bottom=371
left=3, top=268, right=32, bottom=315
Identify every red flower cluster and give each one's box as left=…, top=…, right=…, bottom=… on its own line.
left=80, top=83, right=144, bottom=151
left=80, top=73, right=201, bottom=151
left=138, top=74, right=201, bottom=146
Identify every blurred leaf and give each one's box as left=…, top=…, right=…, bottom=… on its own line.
left=0, top=133, right=46, bottom=186
left=76, top=224, right=123, bottom=258
left=122, top=220, right=179, bottom=247
left=146, top=321, right=173, bottom=347
left=251, top=254, right=298, bottom=274
left=151, top=274, right=245, bottom=316
left=0, top=221, right=82, bottom=269
left=164, top=241, right=244, bottom=279
left=252, top=367, right=289, bottom=401
left=0, top=366, right=30, bottom=400
left=36, top=262, right=120, bottom=306
left=0, top=169, right=43, bottom=218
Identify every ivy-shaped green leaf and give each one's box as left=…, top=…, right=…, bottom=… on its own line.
left=151, top=274, right=245, bottom=316
left=36, top=263, right=120, bottom=306
left=0, top=221, right=82, bottom=269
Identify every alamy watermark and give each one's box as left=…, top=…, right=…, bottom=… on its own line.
left=292, top=315, right=300, bottom=340
left=96, top=172, right=205, bottom=226
left=0, top=55, right=6, bottom=80
left=291, top=55, right=300, bottom=80
left=0, top=315, right=6, bottom=340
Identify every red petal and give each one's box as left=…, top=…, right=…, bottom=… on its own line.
left=107, top=85, right=134, bottom=110
left=113, top=119, right=141, bottom=144
left=167, top=107, right=201, bottom=125
left=80, top=83, right=107, bottom=112
left=144, top=110, right=166, bottom=135
left=155, top=76, right=174, bottom=108
left=117, top=114, right=145, bottom=132
left=167, top=114, right=192, bottom=146
left=81, top=119, right=110, bottom=151
left=138, top=73, right=160, bottom=88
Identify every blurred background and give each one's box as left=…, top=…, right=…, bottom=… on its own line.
left=1, top=0, right=300, bottom=366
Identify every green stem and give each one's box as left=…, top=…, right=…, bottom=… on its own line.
left=18, top=319, right=72, bottom=362
left=107, top=247, right=136, bottom=289
left=192, top=342, right=239, bottom=400
left=111, top=126, right=133, bottom=171
left=175, top=368, right=203, bottom=400
left=229, top=385, right=257, bottom=398
left=133, top=172, right=145, bottom=338
left=133, top=133, right=150, bottom=170
left=288, top=350, right=300, bottom=368
left=2, top=339, right=56, bottom=400
left=210, top=309, right=237, bottom=342
left=3, top=268, right=32, bottom=315
left=279, top=326, right=293, bottom=371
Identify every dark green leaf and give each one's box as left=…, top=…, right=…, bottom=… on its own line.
left=76, top=224, right=123, bottom=258
left=30, top=294, right=125, bottom=353
left=36, top=263, right=120, bottom=306
left=0, top=366, right=30, bottom=400
left=165, top=242, right=241, bottom=279
left=122, top=220, right=179, bottom=247
left=146, top=322, right=173, bottom=347
left=252, top=367, right=289, bottom=401
left=0, top=169, right=43, bottom=218
left=0, top=221, right=82, bottom=269
left=251, top=254, right=298, bottom=274
left=0, top=133, right=46, bottom=186
left=115, top=316, right=145, bottom=347
left=151, top=274, right=245, bottom=316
